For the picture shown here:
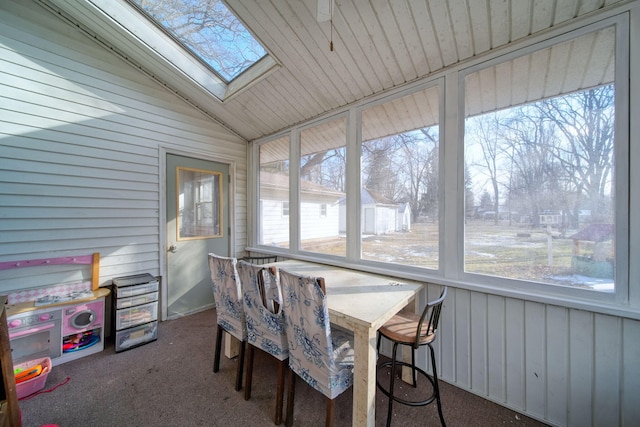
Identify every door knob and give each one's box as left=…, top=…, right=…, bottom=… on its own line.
left=168, top=244, right=178, bottom=253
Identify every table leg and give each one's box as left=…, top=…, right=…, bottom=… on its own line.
left=352, top=324, right=376, bottom=427
left=224, top=331, right=240, bottom=359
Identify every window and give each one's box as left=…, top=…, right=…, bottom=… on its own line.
left=250, top=14, right=630, bottom=309
left=299, top=116, right=346, bottom=257
left=463, top=25, right=619, bottom=292
left=177, top=167, right=221, bottom=239
left=259, top=136, right=290, bottom=248
left=360, top=85, right=440, bottom=269
left=127, top=0, right=266, bottom=82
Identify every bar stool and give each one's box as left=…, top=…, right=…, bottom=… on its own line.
left=376, top=287, right=448, bottom=427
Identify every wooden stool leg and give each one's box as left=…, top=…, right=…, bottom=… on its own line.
left=325, top=397, right=335, bottom=427
left=235, top=340, right=246, bottom=391
left=214, top=325, right=223, bottom=373
left=285, top=368, right=296, bottom=427
left=245, top=345, right=255, bottom=400
left=275, top=359, right=287, bottom=425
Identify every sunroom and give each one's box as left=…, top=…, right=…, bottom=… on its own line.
left=0, top=0, right=639, bottom=426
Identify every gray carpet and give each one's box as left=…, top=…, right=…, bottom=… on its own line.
left=18, top=309, right=549, bottom=427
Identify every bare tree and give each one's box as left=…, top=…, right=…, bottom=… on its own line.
left=536, top=85, right=615, bottom=223
left=133, top=0, right=265, bottom=80
left=501, top=109, right=563, bottom=227
left=465, top=112, right=507, bottom=224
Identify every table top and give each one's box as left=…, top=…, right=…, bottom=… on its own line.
left=272, top=260, right=424, bottom=331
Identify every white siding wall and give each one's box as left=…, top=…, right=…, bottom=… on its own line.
left=300, top=201, right=340, bottom=240
left=0, top=1, right=247, bottom=292
left=260, top=199, right=289, bottom=246
left=410, top=284, right=640, bottom=426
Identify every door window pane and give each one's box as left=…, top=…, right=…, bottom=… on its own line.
left=360, top=86, right=440, bottom=269
left=463, top=27, right=616, bottom=291
left=300, top=117, right=346, bottom=256
left=259, top=136, right=290, bottom=248
left=177, top=167, right=221, bottom=239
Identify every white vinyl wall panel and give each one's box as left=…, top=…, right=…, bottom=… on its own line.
left=414, top=287, right=640, bottom=426
left=0, top=1, right=247, bottom=292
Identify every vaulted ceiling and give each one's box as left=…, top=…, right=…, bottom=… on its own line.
left=40, top=0, right=626, bottom=142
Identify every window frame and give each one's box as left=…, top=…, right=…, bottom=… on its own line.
left=248, top=11, right=635, bottom=317
left=456, top=15, right=629, bottom=307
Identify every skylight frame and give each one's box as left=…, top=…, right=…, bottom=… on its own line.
left=125, top=0, right=268, bottom=85
left=77, top=0, right=278, bottom=102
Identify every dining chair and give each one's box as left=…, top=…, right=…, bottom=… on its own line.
left=376, top=287, right=448, bottom=427
left=278, top=268, right=355, bottom=427
left=208, top=253, right=247, bottom=391
left=236, top=260, right=289, bottom=425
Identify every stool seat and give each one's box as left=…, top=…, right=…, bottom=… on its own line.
left=378, top=310, right=436, bottom=346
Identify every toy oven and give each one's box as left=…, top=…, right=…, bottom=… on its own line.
left=7, top=307, right=62, bottom=365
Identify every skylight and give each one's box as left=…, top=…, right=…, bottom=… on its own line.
left=127, top=0, right=267, bottom=83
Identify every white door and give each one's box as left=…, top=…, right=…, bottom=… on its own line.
left=166, top=154, right=230, bottom=318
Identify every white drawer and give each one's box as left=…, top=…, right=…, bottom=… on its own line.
left=115, top=301, right=158, bottom=330
left=116, top=291, right=158, bottom=309
left=116, top=280, right=159, bottom=298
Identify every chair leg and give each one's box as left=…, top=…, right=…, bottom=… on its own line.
left=325, top=396, right=335, bottom=427
left=235, top=340, right=246, bottom=391
left=275, top=359, right=287, bottom=425
left=245, top=345, right=255, bottom=400
left=429, top=344, right=446, bottom=427
left=285, top=369, right=296, bottom=427
left=214, top=325, right=223, bottom=373
left=386, top=341, right=399, bottom=427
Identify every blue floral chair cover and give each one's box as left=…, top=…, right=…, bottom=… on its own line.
left=237, top=260, right=288, bottom=361
left=279, top=268, right=354, bottom=401
left=237, top=260, right=289, bottom=424
left=208, top=253, right=246, bottom=391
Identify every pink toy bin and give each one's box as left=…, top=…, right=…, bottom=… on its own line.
left=14, top=357, right=51, bottom=399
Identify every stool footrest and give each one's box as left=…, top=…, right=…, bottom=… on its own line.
left=376, top=360, right=437, bottom=407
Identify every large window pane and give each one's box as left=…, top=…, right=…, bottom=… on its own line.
left=259, top=136, right=290, bottom=248
left=300, top=117, right=346, bottom=256
left=464, top=27, right=616, bottom=291
left=360, top=86, right=440, bottom=269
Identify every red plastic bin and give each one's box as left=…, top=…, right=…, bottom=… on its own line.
left=14, top=357, right=51, bottom=399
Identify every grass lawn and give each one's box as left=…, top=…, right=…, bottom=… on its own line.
left=300, top=220, right=613, bottom=288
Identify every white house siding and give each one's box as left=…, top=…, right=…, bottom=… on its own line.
left=300, top=201, right=340, bottom=241
left=0, top=1, right=247, bottom=293
left=260, top=198, right=289, bottom=246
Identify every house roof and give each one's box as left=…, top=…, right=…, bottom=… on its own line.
left=42, top=0, right=622, bottom=142
left=260, top=172, right=344, bottom=198
left=570, top=224, right=615, bottom=242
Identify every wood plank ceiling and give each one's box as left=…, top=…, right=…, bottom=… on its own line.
left=40, top=0, right=626, bottom=142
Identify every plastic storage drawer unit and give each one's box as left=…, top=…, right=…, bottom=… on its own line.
left=112, top=273, right=159, bottom=352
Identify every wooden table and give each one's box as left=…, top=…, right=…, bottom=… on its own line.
left=272, top=260, right=424, bottom=427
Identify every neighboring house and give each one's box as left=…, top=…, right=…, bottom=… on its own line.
left=259, top=172, right=343, bottom=245
left=339, top=188, right=408, bottom=235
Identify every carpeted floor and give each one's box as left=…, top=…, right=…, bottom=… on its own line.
left=18, top=308, right=549, bottom=427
